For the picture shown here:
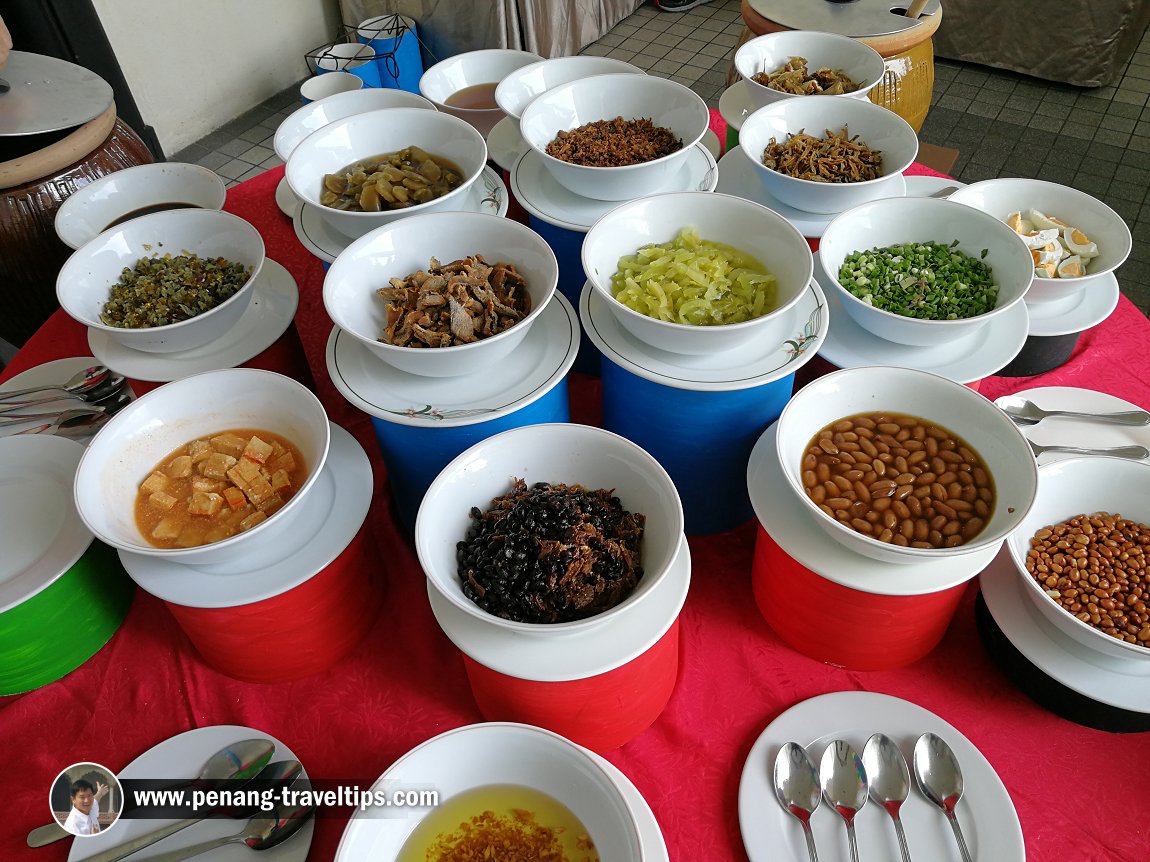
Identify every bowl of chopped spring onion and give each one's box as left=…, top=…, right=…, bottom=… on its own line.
left=581, top=191, right=814, bottom=356
left=818, top=197, right=1035, bottom=347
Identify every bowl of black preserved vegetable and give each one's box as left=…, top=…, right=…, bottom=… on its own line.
left=56, top=209, right=265, bottom=354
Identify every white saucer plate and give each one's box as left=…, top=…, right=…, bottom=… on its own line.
left=511, top=143, right=718, bottom=232
left=581, top=280, right=828, bottom=391
left=0, top=356, right=137, bottom=438
left=486, top=115, right=529, bottom=172
left=1024, top=272, right=1120, bottom=337
left=275, top=175, right=301, bottom=217
left=294, top=167, right=508, bottom=264
left=738, top=691, right=1024, bottom=862
left=718, top=80, right=754, bottom=133
left=87, top=260, right=299, bottom=382
left=748, top=424, right=999, bottom=595
left=428, top=535, right=690, bottom=681
left=903, top=175, right=965, bottom=198
left=981, top=547, right=1150, bottom=705
left=117, top=423, right=372, bottom=607
left=814, top=257, right=1029, bottom=384
left=587, top=749, right=669, bottom=861
left=715, top=147, right=907, bottom=239
left=994, top=385, right=1150, bottom=466
left=326, top=291, right=578, bottom=427
left=70, top=725, right=313, bottom=862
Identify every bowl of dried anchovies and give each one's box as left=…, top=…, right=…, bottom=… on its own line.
left=415, top=422, right=685, bottom=635
left=324, top=210, right=558, bottom=377
left=738, top=96, right=919, bottom=215
left=56, top=208, right=265, bottom=354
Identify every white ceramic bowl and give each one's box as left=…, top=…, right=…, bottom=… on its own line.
left=734, top=30, right=887, bottom=111
left=495, top=56, right=646, bottom=120
left=323, top=211, right=558, bottom=377
left=284, top=107, right=487, bottom=240
left=273, top=88, right=436, bottom=163
left=1005, top=457, right=1150, bottom=663
left=519, top=74, right=710, bottom=201
left=415, top=423, right=684, bottom=634
left=947, top=178, right=1132, bottom=302
left=581, top=191, right=814, bottom=355
left=419, top=48, right=543, bottom=135
left=819, top=197, right=1035, bottom=347
left=737, top=96, right=918, bottom=214
left=775, top=366, right=1038, bottom=565
left=56, top=208, right=264, bottom=354
left=54, top=163, right=226, bottom=250
left=73, top=368, right=330, bottom=572
left=333, top=723, right=643, bottom=861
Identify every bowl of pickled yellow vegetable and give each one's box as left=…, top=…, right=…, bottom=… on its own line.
left=581, top=191, right=814, bottom=355
left=56, top=208, right=265, bottom=354
left=284, top=107, right=488, bottom=240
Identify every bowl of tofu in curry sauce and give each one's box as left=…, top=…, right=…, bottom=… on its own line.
left=73, top=368, right=331, bottom=572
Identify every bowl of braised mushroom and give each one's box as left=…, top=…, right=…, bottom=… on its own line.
left=285, top=107, right=487, bottom=240
left=323, top=211, right=558, bottom=377
left=734, top=31, right=886, bottom=111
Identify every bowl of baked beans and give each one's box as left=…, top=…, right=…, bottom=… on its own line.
left=1005, top=457, right=1150, bottom=663
left=775, top=366, right=1038, bottom=565
left=518, top=74, right=710, bottom=202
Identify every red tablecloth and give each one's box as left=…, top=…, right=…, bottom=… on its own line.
left=3, top=158, right=1149, bottom=862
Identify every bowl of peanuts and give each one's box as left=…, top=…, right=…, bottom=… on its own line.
left=1005, top=457, right=1150, bottom=663
left=775, top=365, right=1038, bottom=565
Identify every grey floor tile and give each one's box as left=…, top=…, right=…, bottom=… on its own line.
left=997, top=108, right=1033, bottom=126
left=194, top=151, right=231, bottom=171
left=1027, top=114, right=1064, bottom=133
left=1107, top=100, right=1145, bottom=119
left=240, top=144, right=275, bottom=164
left=217, top=158, right=253, bottom=181
left=171, top=142, right=209, bottom=164
left=217, top=138, right=253, bottom=158
left=968, top=102, right=1001, bottom=119
left=1096, top=129, right=1133, bottom=146
left=237, top=166, right=266, bottom=183
left=974, top=89, right=1010, bottom=107
left=238, top=126, right=268, bottom=145
left=1101, top=115, right=1137, bottom=133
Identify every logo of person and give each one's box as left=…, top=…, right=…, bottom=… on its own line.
left=51, top=763, right=122, bottom=838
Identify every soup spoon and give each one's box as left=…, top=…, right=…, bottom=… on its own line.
left=998, top=396, right=1150, bottom=426
left=862, top=733, right=913, bottom=862
left=1027, top=440, right=1149, bottom=460
left=913, top=733, right=974, bottom=862
left=136, top=801, right=314, bottom=862
left=0, top=364, right=109, bottom=402
left=0, top=373, right=126, bottom=412
left=773, top=742, right=823, bottom=862
left=0, top=405, right=105, bottom=428
left=820, top=740, right=868, bottom=862
left=26, top=738, right=275, bottom=847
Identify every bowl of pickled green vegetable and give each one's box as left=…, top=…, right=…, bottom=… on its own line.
left=818, top=197, right=1034, bottom=347
left=581, top=191, right=814, bottom=355
left=56, top=208, right=265, bottom=354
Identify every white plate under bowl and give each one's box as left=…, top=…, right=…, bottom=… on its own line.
left=69, top=725, right=313, bottom=862
left=814, top=256, right=1029, bottom=383
left=980, top=546, right=1150, bottom=707
left=486, top=115, right=529, bottom=173
left=718, top=80, right=754, bottom=133
left=428, top=534, right=689, bottom=681
left=294, top=166, right=508, bottom=264
left=715, top=147, right=906, bottom=239
left=581, top=279, right=828, bottom=391
left=738, top=691, right=1024, bottom=862
left=748, top=424, right=1000, bottom=596
left=117, top=423, right=370, bottom=607
left=512, top=143, right=718, bottom=232
left=326, top=291, right=578, bottom=427
left=87, top=260, right=299, bottom=382
left=275, top=175, right=300, bottom=217
left=587, top=749, right=669, bottom=861
left=0, top=356, right=138, bottom=439
left=994, top=386, right=1150, bottom=465
left=1024, top=271, right=1119, bottom=337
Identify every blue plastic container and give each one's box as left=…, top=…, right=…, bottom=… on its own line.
left=315, top=42, right=382, bottom=89
left=357, top=15, right=424, bottom=94
left=526, top=214, right=600, bottom=375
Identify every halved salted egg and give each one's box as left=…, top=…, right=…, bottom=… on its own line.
left=1006, top=211, right=1033, bottom=233
left=1031, top=242, right=1065, bottom=266
left=1028, top=209, right=1068, bottom=230
left=1062, top=226, right=1099, bottom=259
left=1056, top=255, right=1085, bottom=278
left=1035, top=262, right=1058, bottom=278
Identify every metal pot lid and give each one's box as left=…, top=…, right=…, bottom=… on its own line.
left=0, top=51, right=114, bottom=136
left=746, top=0, right=940, bottom=38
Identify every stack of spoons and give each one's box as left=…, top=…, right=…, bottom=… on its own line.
left=0, top=363, right=133, bottom=442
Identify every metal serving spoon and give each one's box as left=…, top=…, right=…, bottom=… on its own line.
left=137, top=801, right=314, bottom=862
left=27, top=738, right=275, bottom=848
left=913, top=733, right=974, bottom=862
left=998, top=396, right=1150, bottom=427
left=0, top=374, right=127, bottom=416
left=0, top=405, right=105, bottom=428
left=820, top=740, right=868, bottom=862
left=773, top=742, right=823, bottom=862
left=0, top=364, right=109, bottom=402
left=1028, top=439, right=1149, bottom=460
left=862, top=733, right=914, bottom=862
